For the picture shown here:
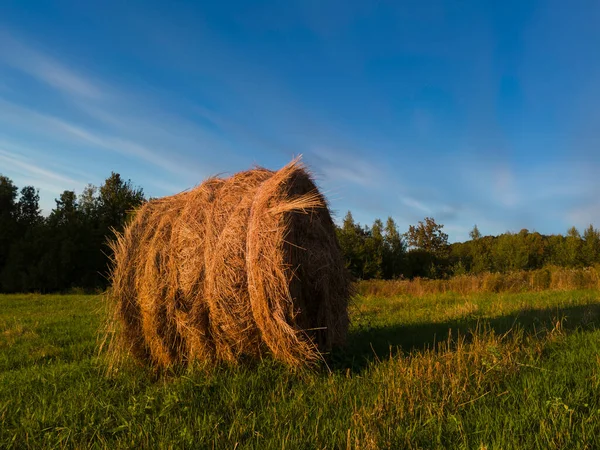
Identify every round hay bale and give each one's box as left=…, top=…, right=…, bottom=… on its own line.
left=107, top=158, right=350, bottom=368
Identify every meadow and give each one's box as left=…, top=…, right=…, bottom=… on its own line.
left=1, top=285, right=599, bottom=449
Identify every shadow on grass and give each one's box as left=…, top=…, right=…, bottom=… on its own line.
left=330, top=302, right=600, bottom=373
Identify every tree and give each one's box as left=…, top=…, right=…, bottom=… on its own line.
left=337, top=211, right=359, bottom=277
left=469, top=224, right=482, bottom=241
left=50, top=191, right=78, bottom=227
left=362, top=219, right=384, bottom=279
left=383, top=217, right=405, bottom=278
left=0, top=185, right=45, bottom=292
left=0, top=176, right=19, bottom=285
left=17, top=186, right=42, bottom=229
left=564, top=226, right=583, bottom=267
left=405, top=217, right=449, bottom=278
left=83, top=173, right=145, bottom=287
left=406, top=217, right=449, bottom=257
left=336, top=211, right=373, bottom=279
left=491, top=232, right=529, bottom=272
left=336, top=212, right=392, bottom=279
left=525, top=231, right=546, bottom=270
left=79, top=184, right=99, bottom=219
left=0, top=176, right=18, bottom=236
left=0, top=175, right=18, bottom=217
left=34, top=190, right=86, bottom=291
left=467, top=226, right=494, bottom=273
left=582, top=224, right=600, bottom=266
left=98, top=172, right=145, bottom=231
left=545, top=234, right=567, bottom=266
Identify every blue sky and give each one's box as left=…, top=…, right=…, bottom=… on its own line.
left=1, top=1, right=599, bottom=242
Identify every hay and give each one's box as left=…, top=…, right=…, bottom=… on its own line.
left=106, top=158, right=350, bottom=369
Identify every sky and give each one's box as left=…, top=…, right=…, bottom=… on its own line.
left=1, top=0, right=599, bottom=242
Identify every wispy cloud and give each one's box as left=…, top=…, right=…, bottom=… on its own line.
left=0, top=138, right=95, bottom=181
left=0, top=29, right=103, bottom=99
left=307, top=147, right=384, bottom=188
left=0, top=148, right=85, bottom=196
left=48, top=114, right=206, bottom=180
left=0, top=97, right=205, bottom=180
left=0, top=29, right=239, bottom=182
left=74, top=101, right=240, bottom=173
left=401, top=196, right=432, bottom=214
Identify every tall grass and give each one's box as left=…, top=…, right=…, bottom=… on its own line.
left=358, top=266, right=600, bottom=297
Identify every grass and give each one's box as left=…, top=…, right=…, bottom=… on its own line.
left=357, top=266, right=600, bottom=298
left=1, top=290, right=599, bottom=449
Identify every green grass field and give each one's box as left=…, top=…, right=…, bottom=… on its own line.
left=1, top=289, right=599, bottom=449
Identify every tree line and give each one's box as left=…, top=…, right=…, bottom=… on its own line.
left=0, top=172, right=599, bottom=292
left=337, top=213, right=600, bottom=280
left=0, top=173, right=144, bottom=293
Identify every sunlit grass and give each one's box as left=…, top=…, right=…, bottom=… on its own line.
left=1, top=290, right=599, bottom=449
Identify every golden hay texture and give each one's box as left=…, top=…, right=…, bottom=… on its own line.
left=107, top=158, right=350, bottom=369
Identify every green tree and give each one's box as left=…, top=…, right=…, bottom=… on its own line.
left=50, top=191, right=78, bottom=227
left=336, top=212, right=391, bottom=280
left=1, top=185, right=45, bottom=292
left=0, top=175, right=18, bottom=281
left=469, top=224, right=482, bottom=241
left=564, top=226, right=583, bottom=267
left=362, top=219, right=384, bottom=279
left=525, top=231, right=546, bottom=269
left=383, top=217, right=405, bottom=278
left=582, top=224, right=600, bottom=266
left=406, top=217, right=449, bottom=257
left=98, top=173, right=145, bottom=231
left=337, top=211, right=359, bottom=277
left=490, top=232, right=528, bottom=272
left=406, top=217, right=449, bottom=278
left=468, top=225, right=487, bottom=273
left=468, top=226, right=494, bottom=273
left=35, top=191, right=85, bottom=291
left=336, top=211, right=373, bottom=279
left=17, top=186, right=42, bottom=229
left=545, top=234, right=566, bottom=266
left=90, top=173, right=145, bottom=287
left=79, top=184, right=99, bottom=219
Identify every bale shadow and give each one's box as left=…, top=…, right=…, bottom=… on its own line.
left=329, top=302, right=600, bottom=373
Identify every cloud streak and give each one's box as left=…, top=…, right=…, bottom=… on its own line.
left=306, top=147, right=384, bottom=188
left=0, top=148, right=81, bottom=186
left=0, top=29, right=103, bottom=99
left=0, top=148, right=87, bottom=201
left=0, top=97, right=206, bottom=181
